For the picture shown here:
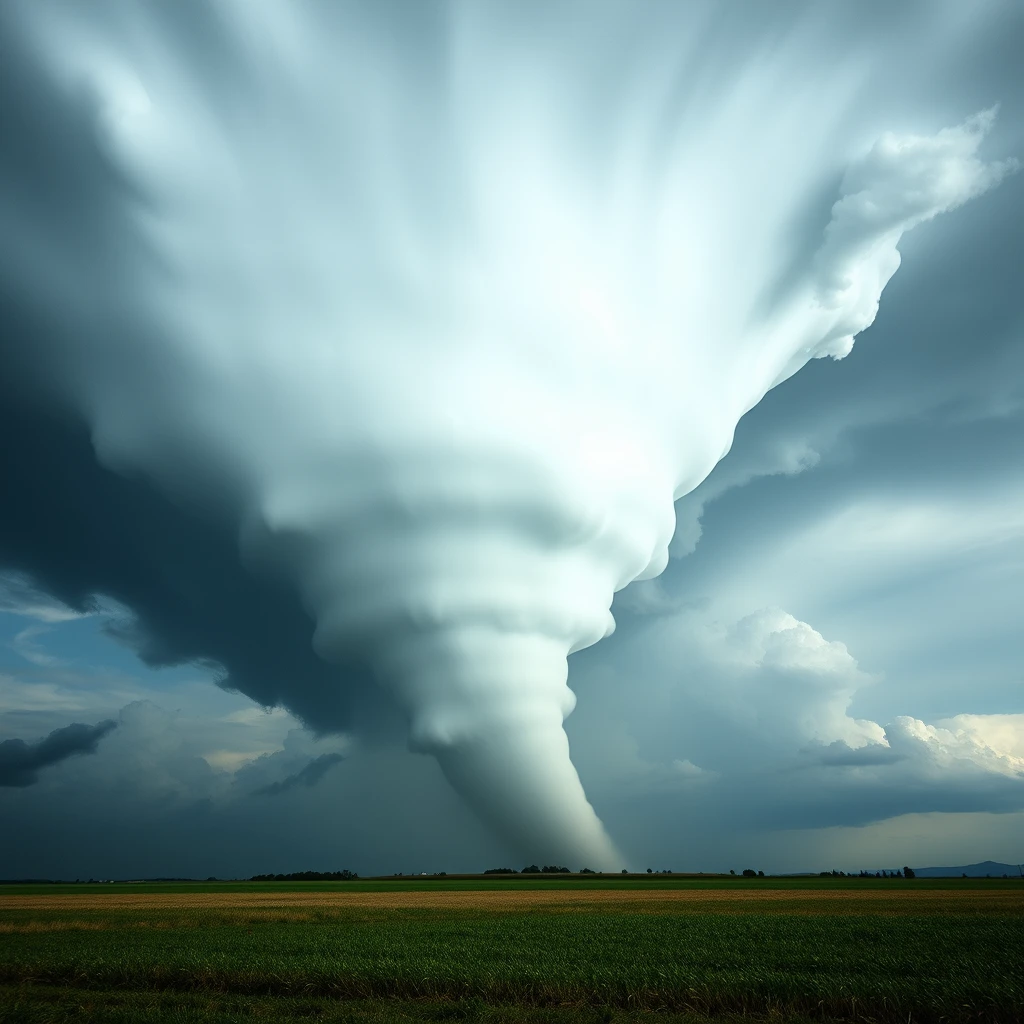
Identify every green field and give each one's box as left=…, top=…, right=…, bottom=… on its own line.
left=1, top=878, right=1021, bottom=1023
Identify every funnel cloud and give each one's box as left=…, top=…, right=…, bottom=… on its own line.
left=0, top=1, right=1017, bottom=866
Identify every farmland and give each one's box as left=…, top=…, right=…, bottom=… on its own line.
left=0, top=877, right=1021, bottom=1023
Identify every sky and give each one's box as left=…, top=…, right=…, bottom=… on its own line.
left=1, top=0, right=1022, bottom=878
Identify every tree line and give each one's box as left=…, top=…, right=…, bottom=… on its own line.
left=250, top=869, right=359, bottom=881
left=818, top=867, right=916, bottom=879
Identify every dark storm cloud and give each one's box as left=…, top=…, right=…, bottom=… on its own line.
left=0, top=700, right=505, bottom=880
left=690, top=755, right=1024, bottom=833
left=0, top=719, right=116, bottom=787
left=0, top=2, right=371, bottom=738
left=0, top=0, right=1021, bottom=875
left=600, top=759, right=1024, bottom=862
left=0, top=400, right=377, bottom=736
left=252, top=752, right=345, bottom=796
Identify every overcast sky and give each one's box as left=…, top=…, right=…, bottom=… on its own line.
left=1, top=0, right=1021, bottom=878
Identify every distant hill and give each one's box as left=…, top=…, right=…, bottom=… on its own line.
left=913, top=860, right=1022, bottom=878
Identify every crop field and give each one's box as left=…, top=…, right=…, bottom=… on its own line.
left=0, top=878, right=1021, bottom=1023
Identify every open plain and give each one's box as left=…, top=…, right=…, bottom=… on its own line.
left=1, top=877, right=1021, bottom=1023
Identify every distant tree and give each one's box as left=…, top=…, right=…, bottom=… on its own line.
left=579, top=868, right=595, bottom=874
left=541, top=865, right=570, bottom=874
left=621, top=869, right=628, bottom=874
left=757, top=870, right=764, bottom=877
left=250, top=869, right=357, bottom=882
left=729, top=869, right=736, bottom=875
left=522, top=864, right=541, bottom=874
left=484, top=868, right=517, bottom=874
left=647, top=868, right=653, bottom=874
left=742, top=869, right=757, bottom=878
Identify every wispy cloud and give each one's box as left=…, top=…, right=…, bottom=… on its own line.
left=0, top=574, right=87, bottom=624
left=9, top=625, right=68, bottom=668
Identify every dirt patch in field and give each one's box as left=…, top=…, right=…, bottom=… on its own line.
left=2, top=888, right=1021, bottom=913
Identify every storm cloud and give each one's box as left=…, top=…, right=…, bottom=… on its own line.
left=0, top=0, right=1021, bottom=875
left=0, top=719, right=116, bottom=787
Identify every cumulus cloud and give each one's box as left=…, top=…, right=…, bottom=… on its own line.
left=809, top=109, right=1018, bottom=361
left=885, top=714, right=1024, bottom=779
left=0, top=718, right=116, bottom=787
left=569, top=603, right=1024, bottom=861
left=680, top=608, right=885, bottom=754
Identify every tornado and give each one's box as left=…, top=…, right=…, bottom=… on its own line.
left=0, top=1, right=1014, bottom=865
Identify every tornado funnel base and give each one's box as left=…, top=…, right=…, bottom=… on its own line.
left=433, top=724, right=624, bottom=870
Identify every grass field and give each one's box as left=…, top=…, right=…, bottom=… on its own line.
left=1, top=878, right=1021, bottom=1023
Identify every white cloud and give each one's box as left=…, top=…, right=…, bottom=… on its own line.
left=939, top=714, right=1024, bottom=760
left=887, top=714, right=1024, bottom=778
left=809, top=108, right=1018, bottom=361
left=672, top=607, right=885, bottom=752
left=671, top=758, right=711, bottom=779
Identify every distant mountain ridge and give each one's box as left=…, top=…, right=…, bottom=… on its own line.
left=913, top=860, right=1022, bottom=878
